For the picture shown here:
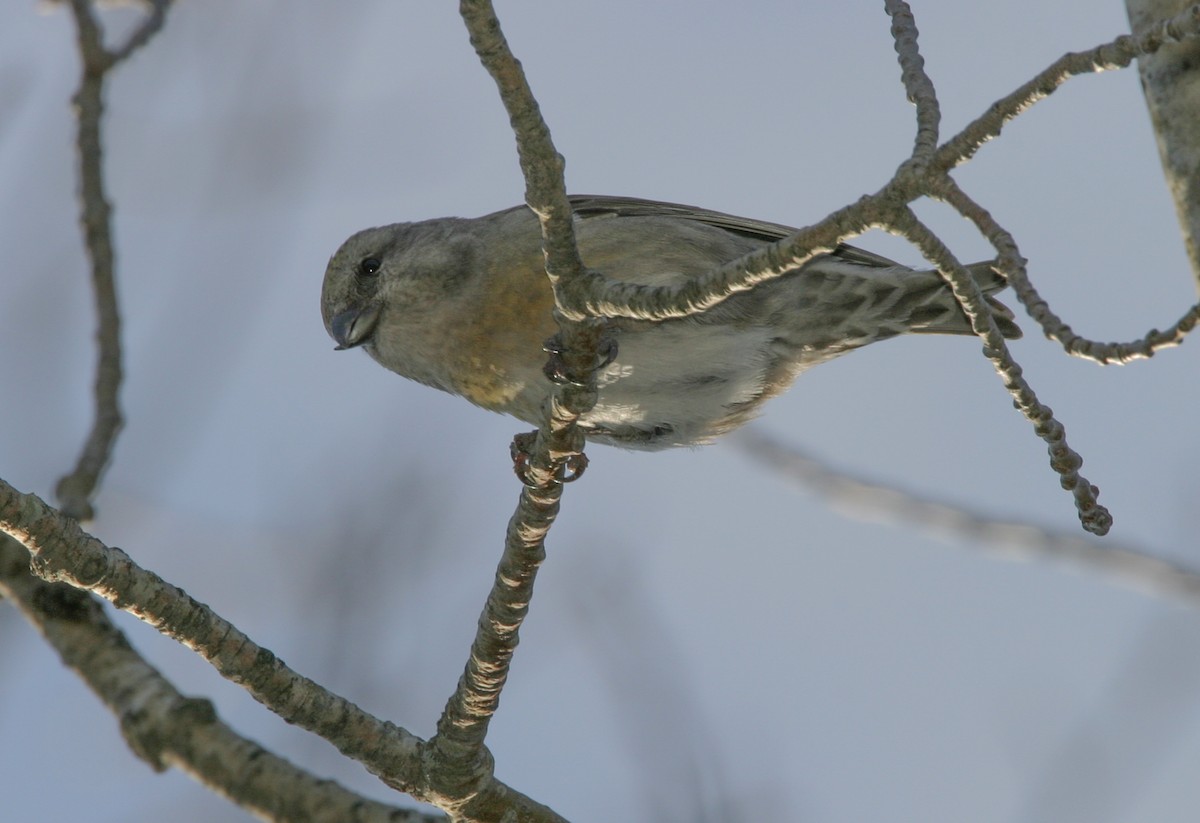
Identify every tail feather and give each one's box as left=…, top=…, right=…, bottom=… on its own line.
left=813, top=249, right=1023, bottom=341
left=906, top=261, right=1022, bottom=339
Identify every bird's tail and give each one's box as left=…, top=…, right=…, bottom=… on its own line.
left=905, top=261, right=1023, bottom=339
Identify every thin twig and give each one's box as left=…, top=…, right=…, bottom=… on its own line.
left=885, top=0, right=940, bottom=168
left=111, top=0, right=173, bottom=62
left=55, top=0, right=176, bottom=520
left=940, top=173, right=1200, bottom=364
left=540, top=4, right=1200, bottom=366
left=934, top=3, right=1200, bottom=173
left=891, top=207, right=1112, bottom=535
left=936, top=175, right=1200, bottom=364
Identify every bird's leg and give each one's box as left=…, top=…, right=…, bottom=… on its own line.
left=541, top=330, right=618, bottom=386
left=510, top=430, right=588, bottom=486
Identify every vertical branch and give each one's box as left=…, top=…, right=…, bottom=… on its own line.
left=458, top=1, right=584, bottom=282
left=885, top=0, right=940, bottom=167
left=55, top=0, right=174, bottom=521
left=422, top=2, right=604, bottom=816
left=55, top=1, right=122, bottom=521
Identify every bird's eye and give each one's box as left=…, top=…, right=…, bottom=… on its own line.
left=358, top=257, right=382, bottom=277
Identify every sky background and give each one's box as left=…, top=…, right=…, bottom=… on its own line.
left=3, top=2, right=1200, bottom=821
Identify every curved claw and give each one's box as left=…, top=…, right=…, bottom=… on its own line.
left=541, top=333, right=619, bottom=386
left=510, top=431, right=588, bottom=487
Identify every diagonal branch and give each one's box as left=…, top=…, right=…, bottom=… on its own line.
left=554, top=211, right=860, bottom=322
left=934, top=4, right=1200, bottom=175
left=889, top=207, right=1111, bottom=536
left=938, top=176, right=1200, bottom=364
left=0, top=534, right=438, bottom=823
left=0, top=477, right=564, bottom=822
left=535, top=5, right=1200, bottom=362
left=111, top=0, right=173, bottom=62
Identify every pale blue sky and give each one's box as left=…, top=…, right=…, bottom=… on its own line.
left=2, top=2, right=1199, bottom=821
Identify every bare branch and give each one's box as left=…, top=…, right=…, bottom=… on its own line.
left=939, top=177, right=1200, bottom=364
left=885, top=0, right=940, bottom=167
left=0, top=477, right=564, bottom=822
left=934, top=4, right=1200, bottom=174
left=414, top=4, right=604, bottom=816
left=736, top=430, right=1200, bottom=604
left=1, top=478, right=424, bottom=788
left=546, top=5, right=1200, bottom=347
left=446, top=1, right=1187, bottom=534
left=485, top=5, right=1200, bottom=424
left=111, top=0, right=173, bottom=62
left=0, top=534, right=438, bottom=823
left=543, top=6, right=1200, bottom=359
left=889, top=207, right=1111, bottom=535
left=539, top=6, right=1200, bottom=345
left=54, top=0, right=176, bottom=520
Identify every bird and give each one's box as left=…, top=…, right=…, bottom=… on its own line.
left=322, top=195, right=1021, bottom=450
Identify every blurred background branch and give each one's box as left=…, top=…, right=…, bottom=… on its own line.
left=736, top=428, right=1200, bottom=604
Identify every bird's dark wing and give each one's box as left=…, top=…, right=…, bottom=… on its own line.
left=567, top=194, right=900, bottom=269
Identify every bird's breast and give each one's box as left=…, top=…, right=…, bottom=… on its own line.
left=443, top=260, right=557, bottom=415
